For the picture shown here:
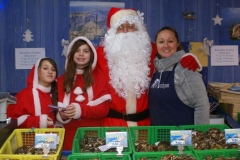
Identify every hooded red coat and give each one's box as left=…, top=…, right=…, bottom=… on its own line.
left=7, top=58, right=55, bottom=128
left=56, top=36, right=111, bottom=150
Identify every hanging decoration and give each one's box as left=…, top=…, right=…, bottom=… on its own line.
left=186, top=26, right=194, bottom=42
left=182, top=2, right=196, bottom=20
left=23, top=29, right=34, bottom=42
left=23, top=19, right=34, bottom=42
left=182, top=2, right=197, bottom=20
left=185, top=34, right=192, bottom=42
left=61, top=39, right=69, bottom=57
left=183, top=2, right=196, bottom=42
left=229, top=23, right=240, bottom=40
left=199, top=38, right=214, bottom=56
left=182, top=12, right=196, bottom=20
left=187, top=26, right=194, bottom=33
left=212, top=4, right=223, bottom=26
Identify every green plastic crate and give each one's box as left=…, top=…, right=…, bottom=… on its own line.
left=195, top=150, right=240, bottom=160
left=132, top=152, right=197, bottom=160
left=67, top=154, right=131, bottom=160
left=72, top=127, right=132, bottom=155
left=178, top=124, right=239, bottom=153
left=129, top=126, right=192, bottom=154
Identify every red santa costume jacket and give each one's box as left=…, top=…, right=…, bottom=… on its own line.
left=57, top=37, right=111, bottom=150
left=96, top=42, right=157, bottom=127
left=7, top=58, right=55, bottom=128
left=96, top=7, right=202, bottom=127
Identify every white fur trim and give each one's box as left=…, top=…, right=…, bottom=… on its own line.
left=76, top=68, right=84, bottom=74
left=63, top=93, right=70, bottom=106
left=72, top=103, right=81, bottom=119
left=127, top=121, right=137, bottom=126
left=110, top=9, right=137, bottom=28
left=86, top=87, right=93, bottom=101
left=33, top=58, right=41, bottom=88
left=74, top=87, right=83, bottom=95
left=40, top=114, right=48, bottom=128
left=75, top=95, right=85, bottom=102
left=125, top=90, right=136, bottom=114
left=65, top=36, right=97, bottom=70
left=182, top=53, right=202, bottom=71
left=32, top=58, right=45, bottom=119
left=56, top=112, right=71, bottom=124
left=17, top=115, right=29, bottom=126
left=33, top=88, right=41, bottom=116
left=87, top=94, right=111, bottom=106
left=37, top=84, right=51, bottom=93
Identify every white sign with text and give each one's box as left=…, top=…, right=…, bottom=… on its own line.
left=211, top=45, right=239, bottom=66
left=15, top=48, right=45, bottom=69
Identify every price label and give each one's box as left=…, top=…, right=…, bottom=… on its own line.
left=105, top=132, right=128, bottom=148
left=170, top=130, right=192, bottom=146
left=225, top=129, right=240, bottom=144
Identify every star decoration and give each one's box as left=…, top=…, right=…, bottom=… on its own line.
left=187, top=26, right=194, bottom=33
left=212, top=14, right=223, bottom=25
left=185, top=34, right=192, bottom=41
left=187, top=44, right=192, bottom=51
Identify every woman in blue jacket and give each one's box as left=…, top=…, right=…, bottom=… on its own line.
left=148, top=26, right=210, bottom=126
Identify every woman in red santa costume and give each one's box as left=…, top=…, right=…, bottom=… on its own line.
left=7, top=58, right=58, bottom=128
left=57, top=36, right=111, bottom=150
left=97, top=7, right=202, bottom=127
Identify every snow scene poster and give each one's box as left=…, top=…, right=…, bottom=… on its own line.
left=69, top=1, right=125, bottom=48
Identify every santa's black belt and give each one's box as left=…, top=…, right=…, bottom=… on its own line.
left=107, top=108, right=149, bottom=122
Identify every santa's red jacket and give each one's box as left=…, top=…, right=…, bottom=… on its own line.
left=96, top=42, right=157, bottom=127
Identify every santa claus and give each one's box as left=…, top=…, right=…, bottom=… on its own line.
left=97, top=7, right=201, bottom=127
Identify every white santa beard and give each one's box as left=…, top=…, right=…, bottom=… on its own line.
left=104, top=31, right=152, bottom=99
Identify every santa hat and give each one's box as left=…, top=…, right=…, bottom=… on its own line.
left=107, top=7, right=138, bottom=28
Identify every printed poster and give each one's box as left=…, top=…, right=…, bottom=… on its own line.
left=15, top=48, right=45, bottom=69
left=211, top=45, right=238, bottom=66
left=69, top=1, right=125, bottom=48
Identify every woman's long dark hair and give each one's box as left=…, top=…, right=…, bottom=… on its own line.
left=38, top=58, right=58, bottom=106
left=64, top=39, right=94, bottom=94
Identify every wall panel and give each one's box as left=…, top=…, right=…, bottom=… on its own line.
left=1, top=0, right=240, bottom=92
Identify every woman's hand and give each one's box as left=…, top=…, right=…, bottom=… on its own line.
left=59, top=104, right=76, bottom=119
